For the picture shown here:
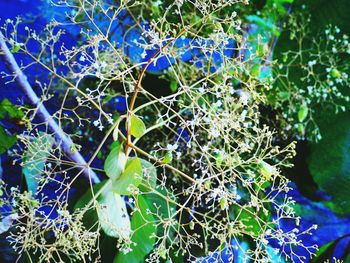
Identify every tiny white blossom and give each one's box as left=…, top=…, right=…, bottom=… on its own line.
left=93, top=120, right=100, bottom=127
left=166, top=143, right=178, bottom=151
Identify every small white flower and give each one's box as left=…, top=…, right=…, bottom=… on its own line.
left=198, top=87, right=205, bottom=93
left=308, top=60, right=316, bottom=67
left=202, top=145, right=209, bottom=152
left=239, top=91, right=251, bottom=105
left=166, top=143, right=178, bottom=151
left=100, top=61, right=107, bottom=68
left=213, top=100, right=222, bottom=108
left=93, top=120, right=100, bottom=127
left=175, top=151, right=182, bottom=159
left=209, top=128, right=220, bottom=138
left=153, top=0, right=162, bottom=7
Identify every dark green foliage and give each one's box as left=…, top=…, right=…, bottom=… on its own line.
left=0, top=99, right=24, bottom=155
left=308, top=112, right=350, bottom=215
left=113, top=195, right=156, bottom=263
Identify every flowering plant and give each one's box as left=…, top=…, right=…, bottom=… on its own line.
left=0, top=0, right=349, bottom=262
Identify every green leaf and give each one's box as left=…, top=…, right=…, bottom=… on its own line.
left=297, top=104, right=309, bottom=122
left=250, top=64, right=261, bottom=78
left=310, top=240, right=334, bottom=263
left=104, top=142, right=127, bottom=180
left=232, top=206, right=271, bottom=237
left=11, top=43, right=20, bottom=53
left=74, top=180, right=107, bottom=229
left=113, top=157, right=142, bottom=195
left=142, top=189, right=175, bottom=220
left=296, top=123, right=305, bottom=136
left=74, top=181, right=107, bottom=210
left=22, top=133, right=54, bottom=194
left=97, top=188, right=131, bottom=239
left=278, top=91, right=289, bottom=101
left=0, top=99, right=24, bottom=120
left=170, top=81, right=178, bottom=93
left=139, top=159, right=157, bottom=191
left=330, top=68, right=342, bottom=78
left=219, top=197, right=227, bottom=210
left=162, top=151, right=173, bottom=164
left=0, top=125, right=16, bottom=155
left=113, top=195, right=156, bottom=263
left=129, top=114, right=146, bottom=138
left=308, top=112, right=350, bottom=214
left=309, top=233, right=350, bottom=263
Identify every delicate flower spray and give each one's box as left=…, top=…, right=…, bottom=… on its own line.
left=3, top=0, right=349, bottom=262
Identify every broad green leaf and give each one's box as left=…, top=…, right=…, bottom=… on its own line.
left=308, top=112, right=350, bottom=214
left=113, top=195, right=156, bottom=263
left=0, top=100, right=24, bottom=155
left=75, top=181, right=107, bottom=210
left=231, top=206, right=271, bottom=237
left=97, top=189, right=131, bottom=239
left=75, top=179, right=130, bottom=239
left=22, top=133, right=54, bottom=194
left=130, top=114, right=146, bottom=138
left=113, top=157, right=142, bottom=195
left=74, top=181, right=107, bottom=229
left=104, top=142, right=127, bottom=180
left=139, top=159, right=157, bottom=191
left=142, top=189, right=175, bottom=220
left=0, top=125, right=16, bottom=155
